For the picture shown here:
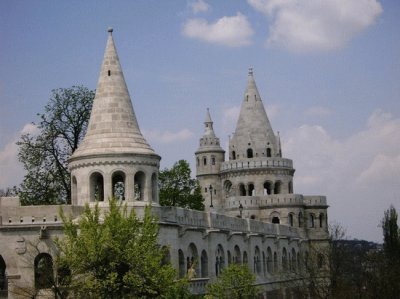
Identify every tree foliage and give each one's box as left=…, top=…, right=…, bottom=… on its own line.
left=57, top=199, right=187, bottom=298
left=205, top=264, right=258, bottom=299
left=16, top=86, right=94, bottom=205
left=159, top=160, right=204, bottom=210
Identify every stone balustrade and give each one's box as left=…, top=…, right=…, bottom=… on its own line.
left=220, top=157, right=293, bottom=172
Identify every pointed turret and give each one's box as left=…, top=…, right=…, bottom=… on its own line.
left=68, top=29, right=160, bottom=206
left=70, top=28, right=156, bottom=160
left=229, top=68, right=278, bottom=160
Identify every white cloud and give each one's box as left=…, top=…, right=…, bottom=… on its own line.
left=0, top=123, right=37, bottom=188
left=182, top=13, right=254, bottom=47
left=248, top=0, right=383, bottom=53
left=283, top=109, right=400, bottom=241
left=143, top=128, right=194, bottom=144
left=305, top=106, right=332, bottom=117
left=191, top=0, right=210, bottom=14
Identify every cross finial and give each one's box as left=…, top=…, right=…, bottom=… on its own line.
left=248, top=67, right=253, bottom=75
left=108, top=27, right=113, bottom=34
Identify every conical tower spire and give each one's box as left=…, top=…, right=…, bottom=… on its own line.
left=70, top=28, right=156, bottom=159
left=204, top=108, right=216, bottom=137
left=229, top=69, right=278, bottom=159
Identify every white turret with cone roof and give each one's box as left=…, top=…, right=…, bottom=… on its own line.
left=229, top=68, right=280, bottom=160
left=69, top=29, right=160, bottom=206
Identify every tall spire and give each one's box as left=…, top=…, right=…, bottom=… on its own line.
left=70, top=28, right=156, bottom=160
left=229, top=68, right=279, bottom=158
left=204, top=108, right=216, bottom=137
left=197, top=108, right=223, bottom=152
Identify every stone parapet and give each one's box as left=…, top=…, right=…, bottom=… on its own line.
left=225, top=194, right=305, bottom=210
left=220, top=157, right=293, bottom=173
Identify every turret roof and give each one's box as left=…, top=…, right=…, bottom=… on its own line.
left=70, top=28, right=156, bottom=160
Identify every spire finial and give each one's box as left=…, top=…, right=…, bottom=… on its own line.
left=248, top=67, right=253, bottom=76
left=108, top=27, right=113, bottom=34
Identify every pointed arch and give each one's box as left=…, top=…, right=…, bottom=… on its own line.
left=234, top=245, right=241, bottom=264
left=188, top=243, right=199, bottom=275
left=178, top=249, right=185, bottom=278
left=254, top=246, right=261, bottom=274
left=215, top=244, right=225, bottom=276
left=267, top=247, right=273, bottom=274
left=34, top=253, right=54, bottom=289
left=201, top=250, right=208, bottom=278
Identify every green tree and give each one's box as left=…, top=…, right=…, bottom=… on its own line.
left=16, top=86, right=94, bottom=205
left=57, top=199, right=187, bottom=298
left=159, top=160, right=204, bottom=210
left=205, top=264, right=258, bottom=299
left=381, top=205, right=400, bottom=258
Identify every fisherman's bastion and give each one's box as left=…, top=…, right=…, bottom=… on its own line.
left=0, top=29, right=329, bottom=298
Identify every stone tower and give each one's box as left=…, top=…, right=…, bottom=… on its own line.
left=68, top=28, right=160, bottom=206
left=195, top=109, right=225, bottom=211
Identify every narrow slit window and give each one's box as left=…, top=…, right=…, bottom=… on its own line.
left=108, top=70, right=111, bottom=76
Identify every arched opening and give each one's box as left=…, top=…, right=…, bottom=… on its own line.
left=247, top=148, right=253, bottom=158
left=288, top=213, right=294, bottom=227
left=267, top=247, right=272, bottom=274
left=298, top=212, right=303, bottom=227
left=254, top=247, right=261, bottom=274
left=34, top=253, right=54, bottom=289
left=266, top=147, right=272, bottom=157
left=227, top=250, right=232, bottom=265
left=243, top=251, right=248, bottom=265
left=263, top=181, right=272, bottom=195
left=0, top=255, right=6, bottom=291
left=248, top=183, right=255, bottom=196
left=112, top=171, right=125, bottom=200
left=215, top=245, right=225, bottom=276
left=224, top=180, right=232, bottom=196
left=319, top=213, right=324, bottom=228
left=232, top=151, right=236, bottom=160
left=282, top=248, right=288, bottom=271
left=272, top=214, right=280, bottom=224
left=234, top=245, right=241, bottom=264
left=90, top=172, right=104, bottom=202
left=201, top=250, right=208, bottom=278
left=188, top=243, right=199, bottom=276
left=288, top=181, right=293, bottom=193
left=291, top=248, right=297, bottom=272
left=71, top=176, right=77, bottom=204
left=239, top=184, right=246, bottom=196
left=197, top=157, right=200, bottom=166
left=134, top=171, right=145, bottom=201
left=262, top=252, right=266, bottom=277
left=151, top=173, right=158, bottom=202
left=310, top=214, right=315, bottom=228
left=273, top=252, right=278, bottom=273
left=178, top=250, right=185, bottom=278
left=203, top=156, right=207, bottom=166
left=274, top=181, right=282, bottom=194
left=161, top=246, right=171, bottom=266
left=211, top=156, right=216, bottom=165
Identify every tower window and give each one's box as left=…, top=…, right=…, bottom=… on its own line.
left=232, top=151, right=236, bottom=160
left=203, top=157, right=207, bottom=165
left=211, top=156, right=216, bottom=165
left=266, top=148, right=271, bottom=157
left=108, top=70, right=111, bottom=76
left=247, top=148, right=253, bottom=158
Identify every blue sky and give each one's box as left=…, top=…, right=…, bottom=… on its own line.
left=0, top=0, right=399, bottom=242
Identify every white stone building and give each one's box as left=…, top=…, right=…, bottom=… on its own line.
left=0, top=29, right=329, bottom=298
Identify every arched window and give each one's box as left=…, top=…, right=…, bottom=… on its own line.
left=197, top=157, right=200, bottom=166
left=273, top=252, right=278, bottom=273
left=134, top=171, right=145, bottom=201
left=288, top=213, right=294, bottom=227
left=247, top=148, right=253, bottom=158
left=0, top=255, right=6, bottom=291
left=203, top=157, right=207, bottom=166
left=263, top=181, right=272, bottom=195
left=319, top=213, right=324, bottom=228
left=274, top=181, right=282, bottom=194
left=215, top=245, right=225, bottom=276
left=211, top=156, right=216, bottom=165
left=224, top=180, right=232, bottom=196
left=262, top=252, right=266, bottom=277
left=282, top=248, right=288, bottom=271
left=254, top=247, right=261, bottom=274
left=234, top=245, right=241, bottom=264
left=188, top=243, right=199, bottom=276
left=248, top=183, right=255, bottom=196
left=201, top=250, right=208, bottom=278
left=232, top=151, right=236, bottom=160
left=239, top=184, right=246, bottom=196
left=298, top=212, right=303, bottom=227
left=310, top=214, right=315, bottom=228
left=266, top=147, right=271, bottom=157
left=178, top=250, right=185, bottom=278
left=112, top=171, right=126, bottom=200
left=90, top=172, right=104, bottom=202
left=288, top=181, right=293, bottom=193
left=267, top=247, right=272, bottom=274
left=292, top=248, right=297, bottom=272
left=151, top=173, right=158, bottom=202
left=243, top=251, right=248, bottom=265
left=71, top=176, right=77, bottom=205
left=34, top=253, right=54, bottom=289
left=227, top=250, right=232, bottom=265
left=272, top=216, right=280, bottom=224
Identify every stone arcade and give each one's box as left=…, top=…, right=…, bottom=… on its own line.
left=0, top=29, right=329, bottom=298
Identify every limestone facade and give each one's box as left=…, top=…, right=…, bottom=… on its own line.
left=0, top=29, right=329, bottom=298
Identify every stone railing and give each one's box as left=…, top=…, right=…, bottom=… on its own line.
left=225, top=194, right=305, bottom=209
left=188, top=278, right=209, bottom=294
left=303, top=196, right=327, bottom=206
left=221, top=158, right=293, bottom=172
